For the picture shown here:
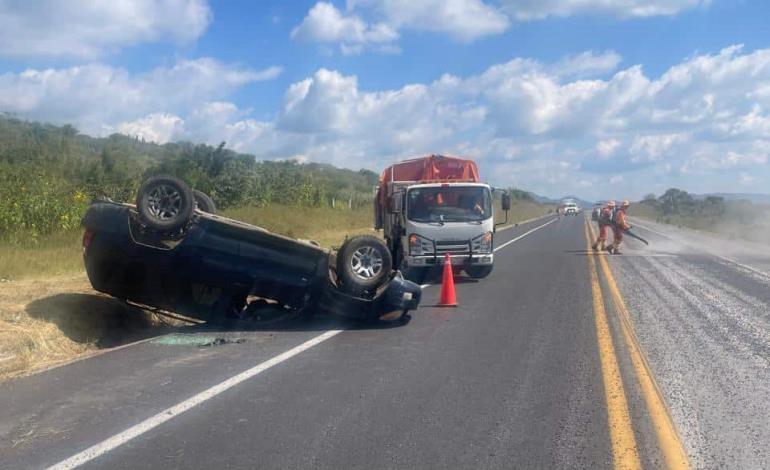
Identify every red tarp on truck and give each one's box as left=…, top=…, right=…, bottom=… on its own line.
left=376, top=154, right=481, bottom=213
left=380, top=154, right=480, bottom=186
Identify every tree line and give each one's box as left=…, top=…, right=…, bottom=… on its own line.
left=639, top=188, right=765, bottom=228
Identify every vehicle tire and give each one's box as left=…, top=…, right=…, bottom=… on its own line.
left=136, top=175, right=194, bottom=232
left=193, top=189, right=217, bottom=214
left=337, top=235, right=392, bottom=296
left=465, top=265, right=493, bottom=279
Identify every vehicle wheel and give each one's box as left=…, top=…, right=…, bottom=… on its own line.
left=193, top=189, right=217, bottom=214
left=465, top=265, right=493, bottom=279
left=136, top=175, right=194, bottom=232
left=337, top=235, right=392, bottom=296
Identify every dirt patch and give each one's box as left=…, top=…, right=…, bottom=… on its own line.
left=0, top=273, right=181, bottom=381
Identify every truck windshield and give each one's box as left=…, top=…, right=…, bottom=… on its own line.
left=407, top=187, right=492, bottom=223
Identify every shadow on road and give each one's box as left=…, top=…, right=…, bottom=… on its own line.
left=26, top=293, right=180, bottom=348
left=26, top=293, right=412, bottom=350
left=199, top=307, right=412, bottom=334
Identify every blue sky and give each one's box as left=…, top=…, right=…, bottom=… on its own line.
left=1, top=0, right=769, bottom=200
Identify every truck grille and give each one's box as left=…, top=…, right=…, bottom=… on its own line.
left=435, top=240, right=470, bottom=255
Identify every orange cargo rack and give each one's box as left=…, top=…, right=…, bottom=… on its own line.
left=377, top=154, right=482, bottom=206
left=380, top=154, right=480, bottom=184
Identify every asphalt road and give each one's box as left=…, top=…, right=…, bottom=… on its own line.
left=1, top=214, right=768, bottom=469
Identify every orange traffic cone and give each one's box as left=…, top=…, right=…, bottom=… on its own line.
left=437, top=254, right=458, bottom=307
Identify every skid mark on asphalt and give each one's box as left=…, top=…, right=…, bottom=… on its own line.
left=588, top=222, right=691, bottom=470
left=583, top=222, right=641, bottom=470
left=46, top=330, right=343, bottom=470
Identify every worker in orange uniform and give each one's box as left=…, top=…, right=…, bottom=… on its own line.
left=610, top=200, right=631, bottom=254
left=592, top=200, right=615, bottom=251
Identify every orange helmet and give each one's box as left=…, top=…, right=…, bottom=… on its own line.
left=607, top=200, right=616, bottom=207
left=621, top=200, right=630, bottom=207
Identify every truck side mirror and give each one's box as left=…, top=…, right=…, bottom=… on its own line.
left=389, top=193, right=403, bottom=213
left=501, top=193, right=511, bottom=211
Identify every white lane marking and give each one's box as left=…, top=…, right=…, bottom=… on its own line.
left=494, top=217, right=557, bottom=253
left=47, top=330, right=343, bottom=470
left=418, top=217, right=557, bottom=289
left=496, top=213, right=553, bottom=232
left=631, top=220, right=770, bottom=280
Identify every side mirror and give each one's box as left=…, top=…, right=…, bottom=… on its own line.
left=501, top=193, right=511, bottom=212
left=389, top=193, right=403, bottom=213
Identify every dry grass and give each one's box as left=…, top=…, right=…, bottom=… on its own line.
left=0, top=273, right=175, bottom=381
left=222, top=204, right=374, bottom=248
left=504, top=200, right=556, bottom=223
left=0, top=231, right=84, bottom=281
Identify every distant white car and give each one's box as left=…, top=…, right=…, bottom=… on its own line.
left=563, top=202, right=580, bottom=215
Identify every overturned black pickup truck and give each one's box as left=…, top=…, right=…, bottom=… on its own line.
left=82, top=176, right=421, bottom=324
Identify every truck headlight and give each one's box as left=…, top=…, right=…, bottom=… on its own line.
left=408, top=234, right=433, bottom=255
left=472, top=232, right=493, bottom=253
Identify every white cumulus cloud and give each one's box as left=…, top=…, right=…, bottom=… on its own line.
left=348, top=0, right=510, bottom=42
left=117, top=113, right=185, bottom=143
left=500, top=0, right=709, bottom=21
left=597, top=138, right=621, bottom=157
left=0, top=58, right=282, bottom=136
left=0, top=0, right=212, bottom=59
left=295, top=1, right=709, bottom=54
left=291, top=2, right=399, bottom=54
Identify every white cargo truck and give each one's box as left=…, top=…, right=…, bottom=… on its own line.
left=374, top=155, right=510, bottom=279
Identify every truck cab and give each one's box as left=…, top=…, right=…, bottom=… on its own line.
left=400, top=182, right=494, bottom=276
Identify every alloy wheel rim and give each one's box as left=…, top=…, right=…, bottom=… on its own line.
left=146, top=184, right=182, bottom=220
left=350, top=246, right=383, bottom=280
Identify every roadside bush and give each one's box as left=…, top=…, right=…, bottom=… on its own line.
left=0, top=164, right=90, bottom=243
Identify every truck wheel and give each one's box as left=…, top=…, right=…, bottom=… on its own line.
left=337, top=235, right=392, bottom=296
left=136, top=175, right=194, bottom=232
left=465, top=265, right=493, bottom=279
left=193, top=189, right=217, bottom=214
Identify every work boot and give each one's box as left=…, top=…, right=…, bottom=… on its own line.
left=611, top=243, right=622, bottom=254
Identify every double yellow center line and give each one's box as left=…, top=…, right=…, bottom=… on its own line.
left=584, top=220, right=690, bottom=470
left=583, top=222, right=641, bottom=469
